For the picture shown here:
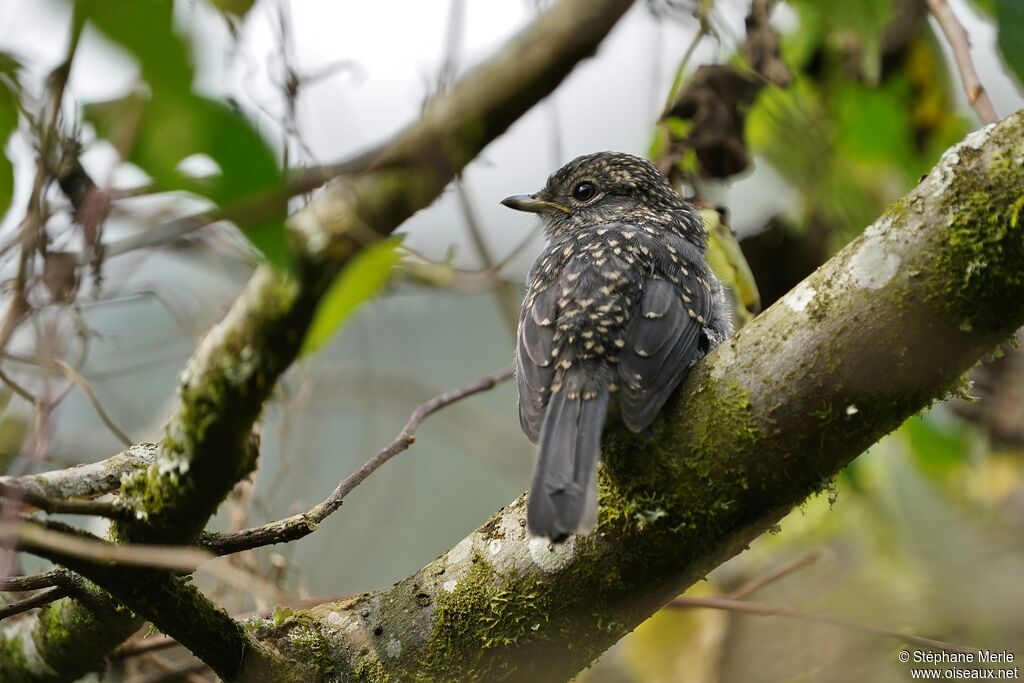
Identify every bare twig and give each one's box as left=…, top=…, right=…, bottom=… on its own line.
left=3, top=520, right=212, bottom=572
left=926, top=0, right=999, bottom=124
left=454, top=181, right=522, bottom=334
left=132, top=656, right=210, bottom=683
left=0, top=481, right=125, bottom=519
left=0, top=7, right=84, bottom=353
left=669, top=595, right=975, bottom=654
left=0, top=365, right=36, bottom=404
left=0, top=569, right=66, bottom=592
left=0, top=586, right=69, bottom=620
left=110, top=634, right=179, bottom=660
left=0, top=443, right=157, bottom=501
left=1, top=0, right=637, bottom=676
left=5, top=355, right=133, bottom=447
left=727, top=548, right=820, bottom=600
left=400, top=227, right=540, bottom=293
left=201, top=367, right=515, bottom=555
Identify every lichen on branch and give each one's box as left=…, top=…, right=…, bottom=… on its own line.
left=0, top=0, right=637, bottom=679
left=246, top=111, right=1024, bottom=683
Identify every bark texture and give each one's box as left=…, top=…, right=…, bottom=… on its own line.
left=0, top=0, right=636, bottom=679
left=246, top=112, right=1024, bottom=682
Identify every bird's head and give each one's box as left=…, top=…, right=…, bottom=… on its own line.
left=501, top=151, right=699, bottom=240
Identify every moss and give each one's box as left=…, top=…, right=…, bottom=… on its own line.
left=599, top=377, right=760, bottom=550
left=0, top=634, right=30, bottom=682
left=353, top=655, right=392, bottom=682
left=414, top=554, right=552, bottom=682
left=929, top=134, right=1024, bottom=332
left=247, top=611, right=332, bottom=681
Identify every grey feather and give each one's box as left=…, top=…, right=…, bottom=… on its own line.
left=526, top=372, right=609, bottom=542
left=517, top=286, right=558, bottom=442
left=505, top=151, right=733, bottom=542
left=619, top=277, right=708, bottom=432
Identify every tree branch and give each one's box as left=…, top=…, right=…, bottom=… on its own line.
left=0, top=483, right=125, bottom=519
left=0, top=587, right=70, bottom=621
left=0, top=0, right=635, bottom=679
left=0, top=569, right=67, bottom=592
left=243, top=112, right=1024, bottom=681
left=0, top=443, right=157, bottom=501
left=201, top=367, right=514, bottom=556
left=926, top=0, right=1000, bottom=124
left=668, top=595, right=975, bottom=654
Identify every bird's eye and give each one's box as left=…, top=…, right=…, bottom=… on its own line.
left=572, top=182, right=596, bottom=202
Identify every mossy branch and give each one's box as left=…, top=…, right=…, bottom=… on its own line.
left=0, top=0, right=635, bottom=680
left=245, top=112, right=1024, bottom=682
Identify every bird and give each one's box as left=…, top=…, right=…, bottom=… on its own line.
left=502, top=151, right=732, bottom=542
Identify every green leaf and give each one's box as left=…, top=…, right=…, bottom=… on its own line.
left=701, top=209, right=761, bottom=323
left=77, top=0, right=289, bottom=268
left=789, top=0, right=890, bottom=82
left=301, top=237, right=404, bottom=357
left=0, top=52, right=22, bottom=223
left=211, top=0, right=256, bottom=17
left=969, top=0, right=995, bottom=15
left=833, top=80, right=914, bottom=168
left=903, top=415, right=968, bottom=475
left=995, top=0, right=1024, bottom=86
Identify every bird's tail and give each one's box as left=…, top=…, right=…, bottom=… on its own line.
left=527, top=371, right=609, bottom=542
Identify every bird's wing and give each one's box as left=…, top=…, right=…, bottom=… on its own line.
left=517, top=283, right=559, bottom=443
left=618, top=274, right=711, bottom=432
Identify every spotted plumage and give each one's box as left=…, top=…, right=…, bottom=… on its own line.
left=503, top=151, right=732, bottom=542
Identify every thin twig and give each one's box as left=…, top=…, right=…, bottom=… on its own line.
left=0, top=569, right=66, bottom=592
left=201, top=367, right=515, bottom=555
left=3, top=519, right=212, bottom=572
left=926, top=0, right=999, bottom=124
left=0, top=481, right=125, bottom=519
left=454, top=181, right=522, bottom=334
left=0, top=443, right=157, bottom=501
left=0, top=586, right=69, bottom=620
left=727, top=548, right=819, bottom=600
left=660, top=0, right=716, bottom=118
left=4, top=354, right=133, bottom=447
left=110, top=634, right=179, bottom=660
left=132, top=654, right=210, bottom=683
left=0, top=365, right=36, bottom=404
left=401, top=227, right=540, bottom=293
left=669, top=595, right=975, bottom=654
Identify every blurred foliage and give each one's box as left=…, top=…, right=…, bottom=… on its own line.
left=0, top=0, right=1019, bottom=678
left=582, top=412, right=1024, bottom=683
left=77, top=0, right=290, bottom=268
left=994, top=0, right=1024, bottom=86
left=0, top=389, right=27, bottom=473
left=302, top=237, right=404, bottom=357
left=788, top=0, right=892, bottom=83
left=700, top=208, right=761, bottom=326
left=587, top=2, right=1024, bottom=681
left=0, top=52, right=21, bottom=224
left=211, top=0, right=257, bottom=18
left=746, top=13, right=968, bottom=253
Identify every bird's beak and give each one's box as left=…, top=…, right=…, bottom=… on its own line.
left=501, top=193, right=570, bottom=214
